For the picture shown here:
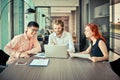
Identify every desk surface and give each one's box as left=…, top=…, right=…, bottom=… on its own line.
left=0, top=57, right=120, bottom=80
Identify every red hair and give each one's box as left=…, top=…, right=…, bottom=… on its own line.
left=86, top=23, right=106, bottom=43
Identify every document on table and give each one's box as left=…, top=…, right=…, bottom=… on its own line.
left=75, top=53, right=90, bottom=59
left=29, top=59, right=49, bottom=67
left=34, top=52, right=46, bottom=58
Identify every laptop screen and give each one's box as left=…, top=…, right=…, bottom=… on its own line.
left=44, top=45, right=68, bottom=58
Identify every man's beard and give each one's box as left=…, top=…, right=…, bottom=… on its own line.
left=56, top=31, right=62, bottom=35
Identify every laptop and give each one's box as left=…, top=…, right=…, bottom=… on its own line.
left=44, top=45, right=68, bottom=59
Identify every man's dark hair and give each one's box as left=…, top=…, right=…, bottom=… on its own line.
left=27, top=21, right=39, bottom=28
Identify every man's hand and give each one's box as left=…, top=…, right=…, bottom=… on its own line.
left=20, top=52, right=30, bottom=58
left=11, top=52, right=20, bottom=59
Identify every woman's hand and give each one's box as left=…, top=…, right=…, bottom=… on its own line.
left=89, top=57, right=98, bottom=62
left=69, top=53, right=75, bottom=57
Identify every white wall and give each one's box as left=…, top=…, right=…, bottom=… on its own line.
left=110, top=3, right=120, bottom=23
left=114, top=3, right=120, bottom=23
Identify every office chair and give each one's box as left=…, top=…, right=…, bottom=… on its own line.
left=44, top=35, right=49, bottom=44
left=110, top=58, right=120, bottom=77
left=37, top=37, right=43, bottom=41
left=0, top=49, right=9, bottom=73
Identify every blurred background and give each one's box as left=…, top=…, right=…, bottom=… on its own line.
left=0, top=0, right=120, bottom=59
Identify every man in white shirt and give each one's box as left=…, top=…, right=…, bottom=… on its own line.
left=48, top=19, right=75, bottom=53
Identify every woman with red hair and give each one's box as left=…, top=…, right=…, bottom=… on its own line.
left=69, top=23, right=109, bottom=62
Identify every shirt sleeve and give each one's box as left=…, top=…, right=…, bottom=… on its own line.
left=4, top=36, right=21, bottom=58
left=48, top=34, right=54, bottom=45
left=67, top=33, right=75, bottom=53
left=27, top=36, right=41, bottom=54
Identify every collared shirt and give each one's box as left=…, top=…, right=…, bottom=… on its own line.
left=48, top=31, right=75, bottom=53
left=4, top=32, right=41, bottom=64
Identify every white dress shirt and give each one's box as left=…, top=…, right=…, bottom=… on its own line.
left=48, top=31, right=75, bottom=53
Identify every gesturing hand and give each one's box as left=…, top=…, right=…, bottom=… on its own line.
left=20, top=52, right=30, bottom=58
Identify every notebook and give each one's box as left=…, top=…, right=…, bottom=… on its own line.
left=44, top=45, right=68, bottom=58
left=29, top=59, right=49, bottom=67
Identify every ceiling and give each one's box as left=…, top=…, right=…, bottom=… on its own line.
left=32, top=0, right=79, bottom=13
left=51, top=7, right=77, bottom=13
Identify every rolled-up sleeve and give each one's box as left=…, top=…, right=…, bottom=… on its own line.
left=4, top=36, right=21, bottom=58
left=67, top=34, right=75, bottom=53
left=48, top=34, right=53, bottom=45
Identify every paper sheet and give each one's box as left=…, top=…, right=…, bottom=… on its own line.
left=29, top=59, right=49, bottom=66
left=34, top=52, right=46, bottom=58
left=75, top=53, right=90, bottom=59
